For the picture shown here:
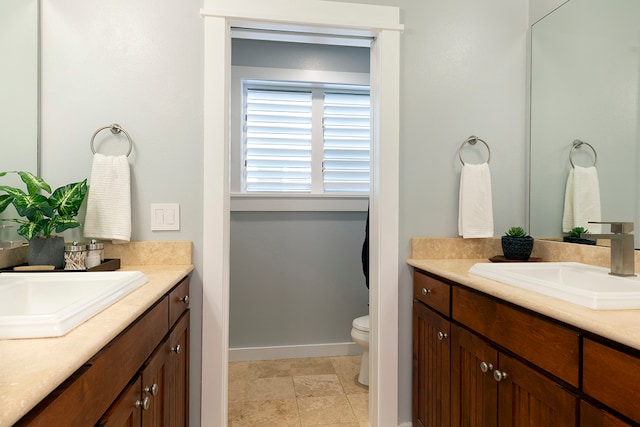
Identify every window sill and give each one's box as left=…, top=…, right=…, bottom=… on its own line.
left=230, top=193, right=369, bottom=212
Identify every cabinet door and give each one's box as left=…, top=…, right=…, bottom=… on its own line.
left=451, top=325, right=498, bottom=426
left=141, top=341, right=170, bottom=427
left=581, top=401, right=634, bottom=427
left=497, top=353, right=577, bottom=426
left=96, top=377, right=143, bottom=427
left=168, top=310, right=190, bottom=427
left=412, top=302, right=451, bottom=427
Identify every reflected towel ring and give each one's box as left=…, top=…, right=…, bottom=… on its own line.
left=569, top=139, right=597, bottom=168
left=458, top=135, right=491, bottom=165
left=90, top=123, right=132, bottom=157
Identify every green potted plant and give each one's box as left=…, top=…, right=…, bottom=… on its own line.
left=502, top=226, right=534, bottom=260
left=0, top=171, right=88, bottom=269
left=563, top=226, right=596, bottom=245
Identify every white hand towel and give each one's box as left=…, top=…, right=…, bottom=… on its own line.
left=83, top=153, right=131, bottom=243
left=458, top=163, right=494, bottom=238
left=562, top=166, right=601, bottom=233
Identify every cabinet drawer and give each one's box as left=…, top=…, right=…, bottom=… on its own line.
left=169, top=276, right=190, bottom=327
left=414, top=269, right=450, bottom=316
left=583, top=339, right=640, bottom=423
left=452, top=286, right=579, bottom=386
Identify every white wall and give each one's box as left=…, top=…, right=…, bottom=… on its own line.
left=40, top=0, right=204, bottom=424
left=39, top=0, right=529, bottom=425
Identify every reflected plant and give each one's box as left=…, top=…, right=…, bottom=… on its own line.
left=0, top=171, right=88, bottom=240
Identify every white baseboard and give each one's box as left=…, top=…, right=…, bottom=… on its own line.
left=229, top=342, right=362, bottom=362
left=397, top=422, right=413, bottom=427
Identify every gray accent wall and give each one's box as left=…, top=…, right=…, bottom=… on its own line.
left=229, top=211, right=369, bottom=348
left=232, top=38, right=370, bottom=72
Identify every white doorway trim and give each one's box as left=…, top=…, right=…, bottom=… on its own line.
left=201, top=1, right=402, bottom=425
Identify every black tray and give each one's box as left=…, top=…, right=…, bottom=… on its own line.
left=1, top=258, right=121, bottom=272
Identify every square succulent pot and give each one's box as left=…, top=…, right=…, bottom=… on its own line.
left=501, top=236, right=534, bottom=261
left=28, top=236, right=65, bottom=269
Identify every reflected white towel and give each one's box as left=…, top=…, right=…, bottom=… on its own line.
left=458, top=163, right=494, bottom=238
left=562, top=166, right=601, bottom=233
left=83, top=153, right=131, bottom=243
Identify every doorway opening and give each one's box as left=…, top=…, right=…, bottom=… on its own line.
left=201, top=2, right=402, bottom=426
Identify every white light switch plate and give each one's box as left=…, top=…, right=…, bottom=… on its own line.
left=151, top=203, right=180, bottom=231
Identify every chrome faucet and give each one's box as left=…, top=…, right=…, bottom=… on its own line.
left=581, top=221, right=636, bottom=277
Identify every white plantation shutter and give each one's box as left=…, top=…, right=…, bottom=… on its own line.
left=244, top=89, right=313, bottom=192
left=322, top=92, right=371, bottom=193
left=242, top=84, right=370, bottom=194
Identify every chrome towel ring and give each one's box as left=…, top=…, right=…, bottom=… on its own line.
left=90, top=123, right=133, bottom=157
left=569, top=139, right=597, bottom=168
left=458, top=135, right=491, bottom=165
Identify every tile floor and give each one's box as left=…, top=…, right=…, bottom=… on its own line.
left=228, top=355, right=369, bottom=427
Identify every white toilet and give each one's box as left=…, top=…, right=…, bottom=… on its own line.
left=351, top=315, right=370, bottom=386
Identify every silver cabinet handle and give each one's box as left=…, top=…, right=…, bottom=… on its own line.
left=421, top=288, right=431, bottom=296
left=493, top=370, right=508, bottom=382
left=144, top=383, right=159, bottom=396
left=480, top=362, right=493, bottom=373
left=437, top=331, right=447, bottom=341
left=136, top=396, right=151, bottom=410
left=180, top=295, right=189, bottom=305
left=172, top=344, right=182, bottom=354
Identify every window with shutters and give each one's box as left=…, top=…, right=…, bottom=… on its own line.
left=242, top=82, right=370, bottom=194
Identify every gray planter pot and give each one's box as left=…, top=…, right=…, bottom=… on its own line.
left=501, top=236, right=534, bottom=261
left=28, top=236, right=65, bottom=269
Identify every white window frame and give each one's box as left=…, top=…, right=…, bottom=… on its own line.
left=231, top=66, right=370, bottom=212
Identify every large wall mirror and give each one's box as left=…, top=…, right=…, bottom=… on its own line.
left=0, top=0, right=40, bottom=240
left=530, top=0, right=640, bottom=247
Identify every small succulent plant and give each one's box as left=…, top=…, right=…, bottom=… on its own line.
left=568, top=226, right=589, bottom=238
left=504, top=226, right=528, bottom=238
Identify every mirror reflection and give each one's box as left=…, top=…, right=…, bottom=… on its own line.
left=529, top=0, right=640, bottom=247
left=0, top=0, right=39, bottom=242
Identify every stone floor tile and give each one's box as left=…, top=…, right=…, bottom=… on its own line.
left=291, top=357, right=336, bottom=376
left=293, top=374, right=344, bottom=398
left=298, top=395, right=358, bottom=426
left=229, top=398, right=301, bottom=427
left=250, top=359, right=293, bottom=379
left=346, top=393, right=369, bottom=422
left=245, top=377, right=296, bottom=401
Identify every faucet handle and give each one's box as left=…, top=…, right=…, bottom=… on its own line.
left=589, top=221, right=634, bottom=234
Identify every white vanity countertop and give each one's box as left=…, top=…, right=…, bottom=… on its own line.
left=0, top=264, right=194, bottom=426
left=407, top=258, right=640, bottom=352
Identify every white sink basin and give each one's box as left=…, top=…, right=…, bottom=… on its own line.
left=469, top=262, right=640, bottom=310
left=0, top=271, right=148, bottom=339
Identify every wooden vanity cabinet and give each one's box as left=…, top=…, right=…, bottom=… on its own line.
left=413, top=269, right=579, bottom=426
left=99, top=339, right=170, bottom=427
left=450, top=324, right=498, bottom=426
left=167, top=310, right=190, bottom=426
left=413, top=302, right=451, bottom=427
left=16, top=276, right=191, bottom=427
left=412, top=269, right=452, bottom=427
left=450, top=293, right=578, bottom=426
